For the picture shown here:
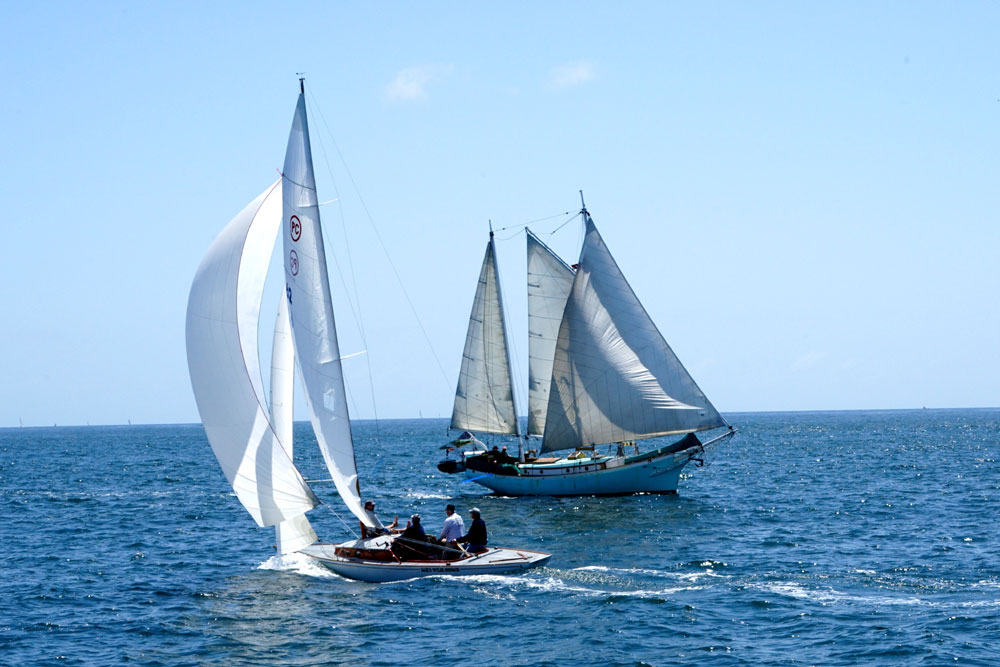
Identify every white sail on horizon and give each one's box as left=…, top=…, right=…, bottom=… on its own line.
left=451, top=235, right=520, bottom=436
left=541, top=214, right=726, bottom=453
left=186, top=180, right=319, bottom=527
left=526, top=229, right=575, bottom=437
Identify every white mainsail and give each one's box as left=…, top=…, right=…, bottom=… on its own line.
left=281, top=92, right=373, bottom=529
left=451, top=234, right=520, bottom=435
left=526, top=229, right=575, bottom=437
left=271, top=295, right=318, bottom=554
left=186, top=180, right=319, bottom=526
left=541, top=213, right=726, bottom=453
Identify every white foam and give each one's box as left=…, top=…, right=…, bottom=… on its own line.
left=257, top=552, right=338, bottom=578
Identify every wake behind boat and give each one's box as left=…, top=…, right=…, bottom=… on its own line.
left=438, top=195, right=734, bottom=495
left=186, top=80, right=549, bottom=582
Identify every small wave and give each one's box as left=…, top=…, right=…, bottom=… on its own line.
left=257, top=552, right=338, bottom=578
left=574, top=565, right=725, bottom=582
left=437, top=572, right=694, bottom=599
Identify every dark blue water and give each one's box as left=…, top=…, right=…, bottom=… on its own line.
left=2, top=409, right=998, bottom=665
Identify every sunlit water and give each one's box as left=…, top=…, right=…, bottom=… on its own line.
left=2, top=409, right=998, bottom=665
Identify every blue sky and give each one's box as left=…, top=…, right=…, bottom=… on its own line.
left=2, top=2, right=997, bottom=426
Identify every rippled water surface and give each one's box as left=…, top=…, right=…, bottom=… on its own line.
left=2, top=409, right=999, bottom=665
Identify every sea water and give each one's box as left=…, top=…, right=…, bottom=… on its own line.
left=1, top=409, right=998, bottom=665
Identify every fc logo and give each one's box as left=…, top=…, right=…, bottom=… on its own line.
left=289, top=250, right=299, bottom=276
left=289, top=215, right=302, bottom=242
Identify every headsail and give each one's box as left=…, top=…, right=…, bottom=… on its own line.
left=526, top=229, right=575, bottom=437
left=281, top=92, right=373, bottom=529
left=271, top=295, right=318, bottom=554
left=186, top=180, right=319, bottom=527
left=451, top=234, right=520, bottom=435
left=541, top=212, right=726, bottom=453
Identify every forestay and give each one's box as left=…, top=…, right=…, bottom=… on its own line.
left=451, top=235, right=519, bottom=435
left=281, top=93, right=373, bottom=529
left=526, top=229, right=575, bottom=437
left=541, top=214, right=726, bottom=453
left=186, top=180, right=319, bottom=526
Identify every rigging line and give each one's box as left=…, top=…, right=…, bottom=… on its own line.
left=547, top=211, right=582, bottom=237
left=324, top=502, right=360, bottom=539
left=492, top=210, right=572, bottom=234
left=305, top=90, right=382, bottom=443
left=306, top=92, right=453, bottom=396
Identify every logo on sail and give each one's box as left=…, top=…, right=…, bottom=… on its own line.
left=289, top=250, right=299, bottom=276
left=289, top=215, right=302, bottom=242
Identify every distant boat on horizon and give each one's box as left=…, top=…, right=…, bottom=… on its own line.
left=438, top=195, right=734, bottom=495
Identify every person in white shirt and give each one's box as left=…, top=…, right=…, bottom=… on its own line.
left=361, top=499, right=398, bottom=539
left=438, top=503, right=465, bottom=557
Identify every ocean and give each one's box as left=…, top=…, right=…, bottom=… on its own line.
left=1, top=409, right=998, bottom=665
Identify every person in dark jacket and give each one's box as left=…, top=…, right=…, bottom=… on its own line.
left=394, top=514, right=429, bottom=560
left=459, top=507, right=488, bottom=553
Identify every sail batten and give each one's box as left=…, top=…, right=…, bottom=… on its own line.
left=282, top=93, right=373, bottom=529
left=451, top=236, right=519, bottom=435
left=540, top=214, right=725, bottom=453
left=526, top=229, right=575, bottom=436
left=186, top=180, right=319, bottom=527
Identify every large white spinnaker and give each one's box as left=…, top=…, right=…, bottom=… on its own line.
left=451, top=234, right=520, bottom=436
left=186, top=180, right=319, bottom=526
left=281, top=91, right=373, bottom=529
left=526, top=229, right=575, bottom=437
left=271, top=295, right=318, bottom=554
left=541, top=213, right=726, bottom=453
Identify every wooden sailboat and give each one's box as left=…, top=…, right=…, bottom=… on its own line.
left=186, top=81, right=550, bottom=581
left=438, top=195, right=734, bottom=495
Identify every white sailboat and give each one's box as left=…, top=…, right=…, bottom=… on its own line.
left=438, top=195, right=734, bottom=495
left=186, top=81, right=550, bottom=581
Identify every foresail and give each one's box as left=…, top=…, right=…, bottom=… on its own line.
left=526, top=229, right=575, bottom=436
left=541, top=215, right=726, bottom=453
left=281, top=93, right=373, bottom=529
left=186, top=180, right=319, bottom=527
left=451, top=236, right=519, bottom=435
left=271, top=295, right=317, bottom=553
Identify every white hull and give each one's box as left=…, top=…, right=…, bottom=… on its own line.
left=300, top=539, right=551, bottom=583
left=467, top=445, right=699, bottom=496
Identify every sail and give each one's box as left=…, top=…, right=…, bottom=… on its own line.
left=541, top=214, right=726, bottom=453
left=271, top=295, right=318, bottom=554
left=186, top=180, right=319, bottom=527
left=526, top=229, right=575, bottom=436
left=451, top=235, right=519, bottom=435
left=281, top=93, right=373, bottom=529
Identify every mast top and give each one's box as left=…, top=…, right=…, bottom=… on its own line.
left=299, top=78, right=305, bottom=94
left=579, top=190, right=588, bottom=215
left=489, top=219, right=494, bottom=238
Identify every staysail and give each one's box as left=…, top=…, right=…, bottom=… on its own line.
left=186, top=180, right=319, bottom=527
left=281, top=91, right=373, bottom=529
left=526, top=229, right=575, bottom=437
left=541, top=212, right=726, bottom=453
left=451, top=233, right=520, bottom=435
left=271, top=294, right=318, bottom=553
